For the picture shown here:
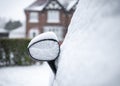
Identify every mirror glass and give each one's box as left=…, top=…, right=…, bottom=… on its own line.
left=28, top=39, right=60, bottom=61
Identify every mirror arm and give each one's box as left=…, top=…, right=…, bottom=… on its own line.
left=48, top=60, right=56, bottom=74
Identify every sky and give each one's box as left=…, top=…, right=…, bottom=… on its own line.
left=0, top=0, right=71, bottom=21
left=0, top=0, right=75, bottom=22
left=0, top=0, right=35, bottom=21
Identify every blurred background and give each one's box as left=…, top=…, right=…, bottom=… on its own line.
left=0, top=0, right=78, bottom=86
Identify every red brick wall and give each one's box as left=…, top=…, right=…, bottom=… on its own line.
left=25, top=10, right=74, bottom=40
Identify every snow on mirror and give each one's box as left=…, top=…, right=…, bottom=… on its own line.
left=28, top=32, right=60, bottom=61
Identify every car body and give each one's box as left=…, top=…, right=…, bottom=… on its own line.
left=28, top=0, right=120, bottom=86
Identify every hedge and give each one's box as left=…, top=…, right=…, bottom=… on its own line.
left=0, top=38, right=38, bottom=66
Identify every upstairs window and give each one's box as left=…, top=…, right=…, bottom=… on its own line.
left=29, top=12, right=39, bottom=23
left=47, top=10, right=60, bottom=23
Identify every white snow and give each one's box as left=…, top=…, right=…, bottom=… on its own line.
left=26, top=1, right=47, bottom=11
left=53, top=0, right=120, bottom=86
left=0, top=62, right=54, bottom=86
left=9, top=24, right=26, bottom=38
left=59, top=0, right=77, bottom=5
left=66, top=0, right=78, bottom=11
left=28, top=32, right=58, bottom=47
left=28, top=32, right=60, bottom=61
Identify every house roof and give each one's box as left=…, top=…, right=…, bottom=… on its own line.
left=9, top=24, right=26, bottom=38
left=25, top=0, right=78, bottom=12
left=44, top=0, right=65, bottom=10
left=0, top=28, right=8, bottom=33
left=25, top=0, right=48, bottom=11
left=66, top=0, right=78, bottom=11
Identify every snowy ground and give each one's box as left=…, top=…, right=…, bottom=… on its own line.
left=0, top=62, right=54, bottom=86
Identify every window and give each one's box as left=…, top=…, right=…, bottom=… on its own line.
left=29, top=12, right=39, bottom=23
left=29, top=28, right=39, bottom=38
left=44, top=26, right=64, bottom=41
left=47, top=10, right=60, bottom=23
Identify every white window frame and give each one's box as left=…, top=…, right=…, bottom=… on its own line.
left=29, top=12, right=39, bottom=23
left=47, top=10, right=60, bottom=23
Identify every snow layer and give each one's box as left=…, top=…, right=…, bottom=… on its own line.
left=28, top=32, right=58, bottom=47
left=66, top=0, right=78, bottom=11
left=26, top=2, right=47, bottom=11
left=28, top=32, right=59, bottom=61
left=53, top=0, right=120, bottom=86
left=0, top=63, right=54, bottom=86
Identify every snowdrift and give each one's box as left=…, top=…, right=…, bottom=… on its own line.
left=54, top=0, right=120, bottom=86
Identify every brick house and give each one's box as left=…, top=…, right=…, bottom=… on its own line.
left=25, top=0, right=78, bottom=42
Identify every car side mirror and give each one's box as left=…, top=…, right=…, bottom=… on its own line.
left=27, top=32, right=60, bottom=61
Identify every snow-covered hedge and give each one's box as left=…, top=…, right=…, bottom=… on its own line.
left=0, top=39, right=36, bottom=66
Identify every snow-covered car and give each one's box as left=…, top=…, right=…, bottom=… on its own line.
left=28, top=0, right=120, bottom=86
